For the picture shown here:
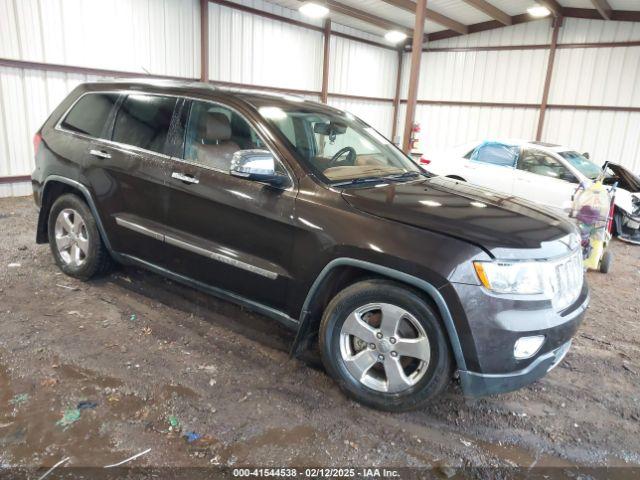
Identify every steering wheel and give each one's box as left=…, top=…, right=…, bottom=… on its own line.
left=328, top=146, right=357, bottom=167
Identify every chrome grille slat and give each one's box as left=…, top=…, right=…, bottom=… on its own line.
left=551, top=250, right=583, bottom=312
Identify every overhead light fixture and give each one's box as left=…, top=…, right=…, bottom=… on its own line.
left=527, top=5, right=551, bottom=17
left=299, top=2, right=329, bottom=19
left=384, top=30, right=407, bottom=44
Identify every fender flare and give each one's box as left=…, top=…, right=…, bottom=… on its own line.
left=41, top=175, right=114, bottom=252
left=293, top=258, right=467, bottom=371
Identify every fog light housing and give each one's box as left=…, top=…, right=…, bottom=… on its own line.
left=514, top=335, right=545, bottom=359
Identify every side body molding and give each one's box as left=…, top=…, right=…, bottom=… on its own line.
left=294, top=258, right=467, bottom=371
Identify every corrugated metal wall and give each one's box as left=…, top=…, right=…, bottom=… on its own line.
left=327, top=34, right=397, bottom=139
left=397, top=18, right=640, bottom=173
left=0, top=66, right=110, bottom=197
left=208, top=1, right=399, bottom=135
left=208, top=0, right=323, bottom=91
left=0, top=0, right=200, bottom=77
left=0, top=0, right=399, bottom=197
left=0, top=0, right=201, bottom=197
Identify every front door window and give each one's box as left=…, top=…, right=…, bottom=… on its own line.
left=518, top=150, right=576, bottom=183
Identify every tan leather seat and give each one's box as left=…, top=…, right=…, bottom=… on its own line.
left=194, top=112, right=240, bottom=171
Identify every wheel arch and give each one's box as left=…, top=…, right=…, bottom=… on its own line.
left=37, top=176, right=113, bottom=252
left=291, top=258, right=467, bottom=371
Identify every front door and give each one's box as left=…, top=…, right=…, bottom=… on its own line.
left=161, top=99, right=298, bottom=312
left=514, top=149, right=578, bottom=214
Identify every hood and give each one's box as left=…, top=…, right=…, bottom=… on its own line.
left=341, top=176, right=576, bottom=255
left=607, top=163, right=640, bottom=192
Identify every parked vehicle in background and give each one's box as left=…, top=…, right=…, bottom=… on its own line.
left=422, top=140, right=640, bottom=244
left=32, top=81, right=588, bottom=411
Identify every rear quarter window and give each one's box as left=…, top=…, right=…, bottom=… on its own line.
left=60, top=93, right=120, bottom=138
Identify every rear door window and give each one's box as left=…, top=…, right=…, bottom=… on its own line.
left=60, top=93, right=120, bottom=139
left=112, top=94, right=177, bottom=155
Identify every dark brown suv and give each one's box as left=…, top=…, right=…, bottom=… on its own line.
left=32, top=80, right=589, bottom=411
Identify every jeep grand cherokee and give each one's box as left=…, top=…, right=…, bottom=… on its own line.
left=31, top=80, right=588, bottom=411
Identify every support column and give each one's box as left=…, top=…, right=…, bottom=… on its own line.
left=402, top=0, right=427, bottom=153
left=391, top=49, right=404, bottom=144
left=321, top=19, right=331, bottom=103
left=200, top=0, right=209, bottom=82
left=536, top=16, right=562, bottom=141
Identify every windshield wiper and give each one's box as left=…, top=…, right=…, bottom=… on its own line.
left=332, top=176, right=390, bottom=187
left=385, top=171, right=424, bottom=181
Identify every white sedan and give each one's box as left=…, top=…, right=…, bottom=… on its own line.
left=421, top=140, right=640, bottom=244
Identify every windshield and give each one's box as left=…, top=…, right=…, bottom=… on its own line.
left=258, top=104, right=421, bottom=185
left=558, top=151, right=601, bottom=180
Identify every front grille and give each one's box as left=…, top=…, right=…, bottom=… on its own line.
left=549, top=250, right=584, bottom=312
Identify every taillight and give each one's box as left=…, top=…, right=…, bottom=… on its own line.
left=33, top=132, right=42, bottom=156
left=419, top=157, right=431, bottom=165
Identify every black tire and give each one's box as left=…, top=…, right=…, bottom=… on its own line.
left=319, top=279, right=453, bottom=412
left=599, top=250, right=612, bottom=274
left=48, top=193, right=113, bottom=280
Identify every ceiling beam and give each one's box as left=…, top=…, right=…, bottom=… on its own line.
left=462, top=0, right=512, bottom=26
left=590, top=0, right=613, bottom=20
left=326, top=0, right=412, bottom=35
left=380, top=0, right=469, bottom=35
left=426, top=6, right=640, bottom=44
left=559, top=7, right=640, bottom=21
left=537, top=0, right=563, bottom=17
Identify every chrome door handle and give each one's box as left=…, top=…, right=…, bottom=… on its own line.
left=89, top=149, right=111, bottom=159
left=171, top=172, right=199, bottom=184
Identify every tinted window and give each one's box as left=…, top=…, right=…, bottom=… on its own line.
left=183, top=100, right=266, bottom=172
left=518, top=150, right=576, bottom=182
left=61, top=93, right=119, bottom=138
left=471, top=144, right=519, bottom=167
left=112, top=94, right=177, bottom=154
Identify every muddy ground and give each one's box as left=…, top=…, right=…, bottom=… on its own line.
left=0, top=196, right=639, bottom=475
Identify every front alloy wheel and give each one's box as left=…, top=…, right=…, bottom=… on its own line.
left=320, top=279, right=452, bottom=412
left=339, top=303, right=431, bottom=393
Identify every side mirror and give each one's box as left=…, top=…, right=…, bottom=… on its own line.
left=582, top=152, right=590, bottom=159
left=230, top=149, right=289, bottom=188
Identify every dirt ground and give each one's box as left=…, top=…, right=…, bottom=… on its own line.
left=0, top=196, right=639, bottom=474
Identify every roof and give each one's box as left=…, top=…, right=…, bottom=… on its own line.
left=81, top=78, right=337, bottom=111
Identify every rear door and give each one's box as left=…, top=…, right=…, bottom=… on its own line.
left=161, top=99, right=298, bottom=312
left=462, top=143, right=517, bottom=194
left=85, top=92, right=178, bottom=264
left=515, top=148, right=578, bottom=213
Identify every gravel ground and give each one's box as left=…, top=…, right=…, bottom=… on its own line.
left=0, top=196, right=639, bottom=474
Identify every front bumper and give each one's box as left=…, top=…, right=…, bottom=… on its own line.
left=616, top=209, right=640, bottom=245
left=449, top=281, right=589, bottom=397
left=459, top=340, right=572, bottom=397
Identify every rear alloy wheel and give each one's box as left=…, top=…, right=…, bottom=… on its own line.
left=54, top=208, right=90, bottom=267
left=320, top=280, right=452, bottom=411
left=48, top=194, right=113, bottom=280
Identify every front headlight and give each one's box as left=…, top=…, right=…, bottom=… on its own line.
left=473, top=261, right=546, bottom=295
left=474, top=250, right=584, bottom=311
